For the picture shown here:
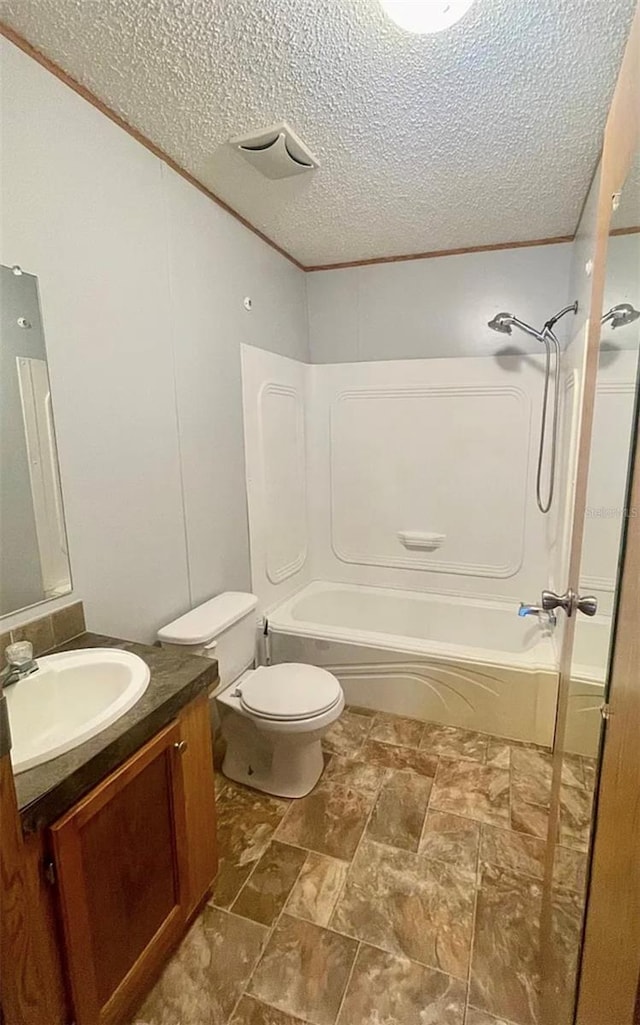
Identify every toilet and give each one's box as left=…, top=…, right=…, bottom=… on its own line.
left=157, top=592, right=344, bottom=798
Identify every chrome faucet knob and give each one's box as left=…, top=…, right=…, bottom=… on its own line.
left=541, top=589, right=598, bottom=618
left=1, top=641, right=38, bottom=687
left=576, top=595, right=598, bottom=617
left=541, top=589, right=571, bottom=613
left=5, top=640, right=34, bottom=666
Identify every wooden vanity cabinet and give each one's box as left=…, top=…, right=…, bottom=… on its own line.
left=48, top=694, right=218, bottom=1025
left=177, top=694, right=219, bottom=917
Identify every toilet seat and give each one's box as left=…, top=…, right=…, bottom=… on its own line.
left=237, top=663, right=342, bottom=722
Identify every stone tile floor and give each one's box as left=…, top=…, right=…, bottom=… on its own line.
left=133, top=708, right=594, bottom=1025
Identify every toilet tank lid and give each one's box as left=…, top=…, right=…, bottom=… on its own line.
left=157, top=592, right=258, bottom=645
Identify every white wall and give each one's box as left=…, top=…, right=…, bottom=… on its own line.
left=307, top=243, right=573, bottom=362
left=1, top=38, right=307, bottom=641
left=164, top=170, right=307, bottom=610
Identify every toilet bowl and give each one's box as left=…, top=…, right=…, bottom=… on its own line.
left=218, top=662, right=344, bottom=797
left=157, top=593, right=344, bottom=798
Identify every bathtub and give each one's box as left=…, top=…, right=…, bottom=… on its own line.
left=563, top=616, right=610, bottom=757
left=268, top=581, right=559, bottom=746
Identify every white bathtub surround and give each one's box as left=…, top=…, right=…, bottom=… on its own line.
left=242, top=344, right=561, bottom=610
left=241, top=344, right=567, bottom=746
left=269, top=582, right=558, bottom=746
left=577, top=349, right=639, bottom=616
left=312, top=358, right=534, bottom=592
left=241, top=347, right=311, bottom=611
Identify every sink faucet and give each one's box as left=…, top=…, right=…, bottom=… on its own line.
left=518, top=603, right=557, bottom=628
left=1, top=641, right=39, bottom=687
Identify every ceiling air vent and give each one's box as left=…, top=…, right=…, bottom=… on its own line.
left=230, top=122, right=319, bottom=180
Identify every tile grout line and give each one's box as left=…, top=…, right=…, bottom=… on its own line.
left=225, top=848, right=310, bottom=1025
left=416, top=753, right=441, bottom=852
left=332, top=940, right=362, bottom=1025
left=226, top=822, right=287, bottom=915
left=324, top=751, right=390, bottom=929
left=228, top=856, right=311, bottom=1025
left=507, top=745, right=515, bottom=833
left=464, top=817, right=483, bottom=1024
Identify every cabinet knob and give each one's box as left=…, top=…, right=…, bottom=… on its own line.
left=173, top=740, right=188, bottom=754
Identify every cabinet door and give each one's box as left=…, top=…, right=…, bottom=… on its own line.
left=1, top=756, right=68, bottom=1025
left=50, top=721, right=188, bottom=1025
left=178, top=694, right=218, bottom=916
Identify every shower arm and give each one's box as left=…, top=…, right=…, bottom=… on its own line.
left=601, top=308, right=617, bottom=327
left=505, top=316, right=547, bottom=343
left=543, top=301, right=579, bottom=334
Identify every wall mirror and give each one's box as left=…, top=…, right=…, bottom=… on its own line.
left=0, top=264, right=72, bottom=617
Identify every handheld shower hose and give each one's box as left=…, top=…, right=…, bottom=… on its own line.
left=488, top=301, right=578, bottom=514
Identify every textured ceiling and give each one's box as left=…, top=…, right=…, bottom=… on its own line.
left=1, top=0, right=637, bottom=266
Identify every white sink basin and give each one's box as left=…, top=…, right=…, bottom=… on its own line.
left=6, top=648, right=150, bottom=774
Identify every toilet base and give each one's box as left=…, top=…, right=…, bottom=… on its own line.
left=220, top=708, right=328, bottom=798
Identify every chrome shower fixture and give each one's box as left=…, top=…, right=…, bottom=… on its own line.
left=487, top=312, right=545, bottom=342
left=543, top=302, right=580, bottom=332
left=487, top=312, right=515, bottom=334
left=487, top=302, right=578, bottom=343
left=487, top=301, right=578, bottom=514
left=601, top=302, right=640, bottom=329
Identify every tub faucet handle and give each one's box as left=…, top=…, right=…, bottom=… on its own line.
left=541, top=589, right=598, bottom=618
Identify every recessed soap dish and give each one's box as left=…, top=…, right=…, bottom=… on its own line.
left=397, top=531, right=446, bottom=551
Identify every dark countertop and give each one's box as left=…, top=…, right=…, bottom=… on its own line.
left=14, top=632, right=219, bottom=833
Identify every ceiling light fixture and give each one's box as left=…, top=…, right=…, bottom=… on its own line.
left=379, top=0, right=475, bottom=34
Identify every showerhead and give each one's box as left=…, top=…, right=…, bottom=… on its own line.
left=601, top=302, right=640, bottom=330
left=488, top=312, right=515, bottom=334
left=488, top=302, right=577, bottom=345
left=488, top=311, right=545, bottom=342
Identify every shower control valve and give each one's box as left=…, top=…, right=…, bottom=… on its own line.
left=541, top=589, right=598, bottom=618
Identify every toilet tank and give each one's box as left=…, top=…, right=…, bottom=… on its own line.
left=157, top=592, right=259, bottom=690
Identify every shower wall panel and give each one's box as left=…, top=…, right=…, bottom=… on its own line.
left=309, top=356, right=554, bottom=604
left=241, top=345, right=312, bottom=610
left=242, top=345, right=557, bottom=609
